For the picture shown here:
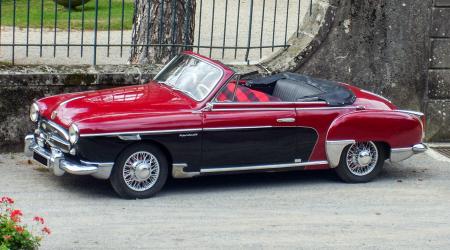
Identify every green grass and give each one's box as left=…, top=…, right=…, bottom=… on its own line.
left=0, top=0, right=134, bottom=30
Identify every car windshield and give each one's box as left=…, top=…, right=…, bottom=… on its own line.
left=154, top=55, right=223, bottom=101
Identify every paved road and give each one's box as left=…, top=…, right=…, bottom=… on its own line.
left=1, top=150, right=450, bottom=249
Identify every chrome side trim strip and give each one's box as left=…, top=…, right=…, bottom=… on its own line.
left=210, top=101, right=328, bottom=105
left=172, top=161, right=329, bottom=178
left=296, top=106, right=358, bottom=110
left=326, top=140, right=355, bottom=168
left=200, top=161, right=328, bottom=173
left=212, top=108, right=294, bottom=111
left=81, top=128, right=203, bottom=137
left=212, top=107, right=358, bottom=112
left=204, top=126, right=272, bottom=131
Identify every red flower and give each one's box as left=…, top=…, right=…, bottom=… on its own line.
left=42, top=227, right=51, bottom=235
left=14, top=226, right=24, bottom=234
left=33, top=216, right=45, bottom=224
left=1, top=196, right=14, bottom=204
left=3, top=235, right=12, bottom=240
left=10, top=209, right=23, bottom=222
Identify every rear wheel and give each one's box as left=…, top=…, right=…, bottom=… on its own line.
left=335, top=141, right=385, bottom=183
left=110, top=144, right=168, bottom=199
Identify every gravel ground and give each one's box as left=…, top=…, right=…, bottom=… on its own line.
left=1, top=149, right=450, bottom=249
left=0, top=0, right=310, bottom=65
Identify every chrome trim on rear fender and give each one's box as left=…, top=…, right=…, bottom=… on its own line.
left=360, top=90, right=392, bottom=103
left=396, top=110, right=424, bottom=117
left=326, top=140, right=356, bottom=168
left=390, top=143, right=428, bottom=162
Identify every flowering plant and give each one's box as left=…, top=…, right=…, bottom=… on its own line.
left=0, top=197, right=50, bottom=250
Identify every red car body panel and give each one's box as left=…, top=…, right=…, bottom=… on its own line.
left=327, top=110, right=423, bottom=148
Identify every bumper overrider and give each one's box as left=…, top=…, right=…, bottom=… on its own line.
left=24, top=134, right=113, bottom=179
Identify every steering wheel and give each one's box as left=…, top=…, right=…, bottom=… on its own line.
left=196, top=84, right=210, bottom=97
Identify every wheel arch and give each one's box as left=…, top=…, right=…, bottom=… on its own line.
left=325, top=110, right=421, bottom=167
left=115, top=139, right=174, bottom=172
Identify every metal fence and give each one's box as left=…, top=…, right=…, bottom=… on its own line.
left=0, top=0, right=312, bottom=65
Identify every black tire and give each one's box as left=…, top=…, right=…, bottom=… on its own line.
left=335, top=141, right=386, bottom=183
left=110, top=144, right=168, bottom=199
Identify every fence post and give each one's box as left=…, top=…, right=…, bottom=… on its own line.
left=197, top=0, right=203, bottom=53
left=40, top=0, right=44, bottom=57
left=209, top=0, right=216, bottom=57
left=93, top=0, right=99, bottom=65
left=245, top=0, right=254, bottom=64
left=26, top=0, right=30, bottom=57
left=81, top=0, right=85, bottom=57
left=53, top=0, right=57, bottom=58
left=12, top=0, right=16, bottom=65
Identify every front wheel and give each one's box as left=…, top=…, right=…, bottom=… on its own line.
left=335, top=141, right=386, bottom=183
left=110, top=144, right=168, bottom=199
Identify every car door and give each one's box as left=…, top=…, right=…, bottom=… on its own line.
left=201, top=102, right=299, bottom=169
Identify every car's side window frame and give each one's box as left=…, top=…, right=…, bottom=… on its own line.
left=212, top=74, right=241, bottom=103
left=208, top=74, right=331, bottom=107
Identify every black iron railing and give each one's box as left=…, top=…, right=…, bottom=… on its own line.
left=0, top=0, right=312, bottom=65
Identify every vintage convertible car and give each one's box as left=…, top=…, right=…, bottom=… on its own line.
left=24, top=51, right=427, bottom=199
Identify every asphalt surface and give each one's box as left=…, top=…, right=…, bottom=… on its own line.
left=1, top=149, right=450, bottom=249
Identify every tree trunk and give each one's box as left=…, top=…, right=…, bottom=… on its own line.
left=129, top=0, right=196, bottom=64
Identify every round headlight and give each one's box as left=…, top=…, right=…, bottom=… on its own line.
left=69, top=124, right=79, bottom=144
left=29, top=103, right=40, bottom=122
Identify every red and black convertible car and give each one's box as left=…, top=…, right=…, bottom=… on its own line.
left=25, top=51, right=426, bottom=199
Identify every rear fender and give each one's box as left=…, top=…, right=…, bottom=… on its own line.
left=325, top=110, right=423, bottom=167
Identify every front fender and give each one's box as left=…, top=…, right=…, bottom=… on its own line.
left=325, top=110, right=423, bottom=167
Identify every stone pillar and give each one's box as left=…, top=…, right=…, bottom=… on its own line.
left=426, top=0, right=450, bottom=141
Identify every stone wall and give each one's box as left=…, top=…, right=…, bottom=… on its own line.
left=0, top=65, right=158, bottom=151
left=426, top=0, right=450, bottom=141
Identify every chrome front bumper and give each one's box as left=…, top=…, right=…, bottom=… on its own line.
left=24, top=134, right=113, bottom=179
left=390, top=143, right=428, bottom=162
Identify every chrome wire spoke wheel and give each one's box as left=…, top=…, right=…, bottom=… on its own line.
left=122, top=151, right=160, bottom=192
left=345, top=141, right=379, bottom=176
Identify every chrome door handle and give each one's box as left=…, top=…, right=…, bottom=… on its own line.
left=277, top=118, right=296, bottom=123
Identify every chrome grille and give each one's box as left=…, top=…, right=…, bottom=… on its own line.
left=36, top=119, right=71, bottom=153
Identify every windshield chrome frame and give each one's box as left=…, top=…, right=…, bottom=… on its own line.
left=153, top=54, right=225, bottom=102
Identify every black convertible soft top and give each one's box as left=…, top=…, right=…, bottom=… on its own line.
left=246, top=73, right=356, bottom=106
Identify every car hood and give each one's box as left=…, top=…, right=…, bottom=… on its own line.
left=37, top=82, right=197, bottom=128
